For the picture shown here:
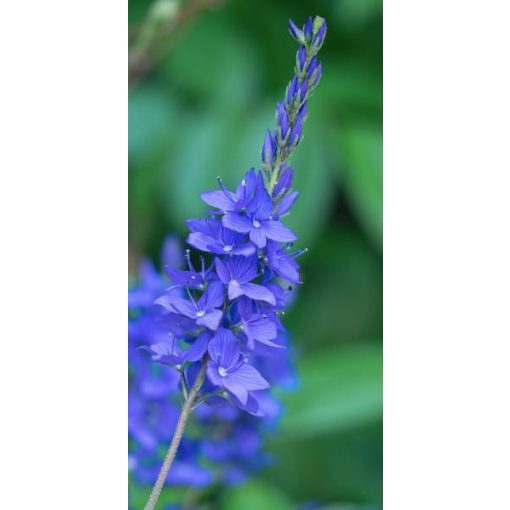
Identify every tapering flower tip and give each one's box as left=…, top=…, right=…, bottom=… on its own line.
left=297, top=45, right=306, bottom=73
left=276, top=102, right=289, bottom=138
left=304, top=16, right=313, bottom=41
left=288, top=19, right=305, bottom=44
left=312, top=16, right=327, bottom=50
left=286, top=76, right=298, bottom=105
left=261, top=129, right=275, bottom=166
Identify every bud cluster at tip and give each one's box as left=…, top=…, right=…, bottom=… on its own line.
left=261, top=16, right=327, bottom=195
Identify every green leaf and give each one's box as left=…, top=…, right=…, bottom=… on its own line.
left=333, top=0, right=383, bottom=29
left=160, top=106, right=272, bottom=230
left=129, top=478, right=186, bottom=509
left=337, top=124, right=383, bottom=249
left=287, top=226, right=382, bottom=348
left=162, top=14, right=260, bottom=108
left=221, top=480, right=293, bottom=510
left=275, top=343, right=382, bottom=440
left=128, top=86, right=176, bottom=165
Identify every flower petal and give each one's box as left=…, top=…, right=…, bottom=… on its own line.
left=222, top=212, right=252, bottom=233
left=200, top=190, right=237, bottom=211
left=248, top=187, right=273, bottom=220
left=187, top=232, right=223, bottom=254
left=249, top=227, right=267, bottom=248
left=228, top=281, right=244, bottom=301
left=228, top=255, right=258, bottom=282
left=223, top=378, right=248, bottom=405
left=183, top=332, right=210, bottom=362
left=197, top=309, right=223, bottom=331
left=186, top=218, right=221, bottom=235
left=231, top=242, right=256, bottom=256
left=228, top=363, right=270, bottom=391
left=207, top=327, right=240, bottom=367
left=198, top=281, right=224, bottom=310
left=154, top=294, right=196, bottom=318
left=261, top=220, right=297, bottom=243
left=276, top=191, right=299, bottom=216
left=214, top=257, right=230, bottom=284
left=246, top=317, right=278, bottom=344
left=240, top=283, right=276, bottom=305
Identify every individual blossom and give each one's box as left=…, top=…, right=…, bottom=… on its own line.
left=222, top=183, right=297, bottom=248
left=164, top=249, right=213, bottom=290
left=214, top=255, right=276, bottom=304
left=206, top=328, right=269, bottom=406
left=154, top=281, right=224, bottom=331
left=265, top=240, right=304, bottom=284
left=199, top=168, right=258, bottom=213
left=186, top=218, right=256, bottom=256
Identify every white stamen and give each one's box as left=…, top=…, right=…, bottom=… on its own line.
left=218, top=367, right=228, bottom=377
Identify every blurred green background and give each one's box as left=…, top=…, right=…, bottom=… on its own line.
left=129, top=0, right=382, bottom=508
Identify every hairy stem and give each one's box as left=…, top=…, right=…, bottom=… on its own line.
left=144, top=359, right=208, bottom=510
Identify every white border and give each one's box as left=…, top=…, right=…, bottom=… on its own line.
left=385, top=0, right=510, bottom=508
left=1, top=1, right=127, bottom=507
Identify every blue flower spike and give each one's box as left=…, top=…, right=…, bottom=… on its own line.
left=135, top=17, right=327, bottom=509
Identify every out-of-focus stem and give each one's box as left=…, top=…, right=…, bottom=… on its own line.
left=144, top=359, right=208, bottom=510
left=129, top=0, right=221, bottom=87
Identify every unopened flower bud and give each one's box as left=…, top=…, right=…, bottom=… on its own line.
left=288, top=19, right=305, bottom=44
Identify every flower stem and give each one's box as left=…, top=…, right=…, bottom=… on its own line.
left=144, top=359, right=208, bottom=510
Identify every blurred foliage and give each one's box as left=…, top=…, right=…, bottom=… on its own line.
left=129, top=0, right=382, bottom=507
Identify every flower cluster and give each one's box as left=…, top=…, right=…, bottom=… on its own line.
left=129, top=239, right=295, bottom=487
left=129, top=14, right=326, bottom=491
left=149, top=15, right=326, bottom=415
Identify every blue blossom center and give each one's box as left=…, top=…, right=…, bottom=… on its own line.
left=230, top=279, right=240, bottom=287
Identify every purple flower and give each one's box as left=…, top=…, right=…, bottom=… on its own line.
left=276, top=102, right=289, bottom=139
left=144, top=331, right=211, bottom=366
left=306, top=56, right=318, bottom=80
left=297, top=45, right=306, bottom=73
left=304, top=16, right=313, bottom=40
left=129, top=16, right=327, bottom=496
left=200, top=169, right=258, bottom=213
left=237, top=303, right=280, bottom=350
left=215, top=255, right=276, bottom=305
left=222, top=185, right=297, bottom=248
left=286, top=76, right=299, bottom=105
left=265, top=241, right=302, bottom=284
left=206, top=328, right=269, bottom=405
left=311, top=62, right=322, bottom=87
left=288, top=19, right=304, bottom=44
left=155, top=281, right=224, bottom=331
left=261, top=129, right=276, bottom=166
left=312, top=18, right=327, bottom=50
left=187, top=218, right=255, bottom=257
left=165, top=250, right=212, bottom=290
